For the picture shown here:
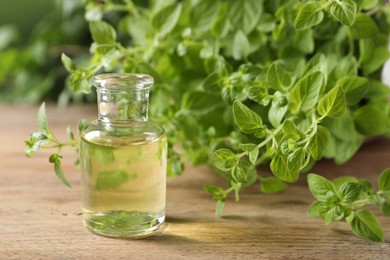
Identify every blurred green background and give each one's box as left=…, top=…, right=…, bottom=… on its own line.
left=0, top=0, right=91, bottom=104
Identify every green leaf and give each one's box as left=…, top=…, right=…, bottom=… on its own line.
left=336, top=76, right=368, bottom=105
left=267, top=62, right=293, bottom=89
left=215, top=200, right=225, bottom=217
left=293, top=29, right=314, bottom=54
left=333, top=135, right=364, bottom=164
left=204, top=184, right=226, bottom=201
left=329, top=0, right=357, bottom=26
left=25, top=132, right=49, bottom=157
left=362, top=47, right=390, bottom=74
left=307, top=174, right=337, bottom=202
left=324, top=205, right=345, bottom=224
left=257, top=13, right=276, bottom=32
left=317, top=86, right=346, bottom=118
left=167, top=155, right=184, bottom=177
left=68, top=69, right=92, bottom=94
left=290, top=71, right=324, bottom=112
left=228, top=0, right=263, bottom=34
left=232, top=30, right=250, bottom=60
left=379, top=168, right=390, bottom=193
left=233, top=100, right=263, bottom=134
left=307, top=201, right=322, bottom=218
left=66, top=126, right=75, bottom=141
left=239, top=143, right=259, bottom=164
left=351, top=210, right=384, bottom=242
left=89, top=21, right=116, bottom=44
left=353, top=105, right=390, bottom=135
left=350, top=13, right=379, bottom=39
left=247, top=87, right=270, bottom=106
left=61, top=53, right=76, bottom=72
left=359, top=0, right=378, bottom=10
left=202, top=72, right=222, bottom=92
left=282, top=120, right=305, bottom=140
left=37, top=102, right=50, bottom=135
left=212, top=149, right=238, bottom=171
left=78, top=119, right=88, bottom=134
left=151, top=3, right=182, bottom=37
left=260, top=177, right=287, bottom=193
left=382, top=201, right=390, bottom=216
left=190, top=0, right=219, bottom=32
left=181, top=91, right=221, bottom=114
left=287, top=147, right=306, bottom=173
left=49, top=154, right=71, bottom=188
left=332, top=176, right=358, bottom=190
left=268, top=99, right=288, bottom=128
left=294, top=4, right=324, bottom=30
left=231, top=163, right=248, bottom=183
left=248, top=149, right=259, bottom=165
left=308, top=126, right=330, bottom=160
left=339, top=182, right=363, bottom=203
left=270, top=154, right=299, bottom=183
left=304, top=53, right=328, bottom=76
left=204, top=184, right=222, bottom=194
left=95, top=169, right=130, bottom=191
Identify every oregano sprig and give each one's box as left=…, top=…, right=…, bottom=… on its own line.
left=307, top=168, right=390, bottom=242
left=25, top=102, right=81, bottom=187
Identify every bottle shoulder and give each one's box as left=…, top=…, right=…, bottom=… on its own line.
left=82, top=119, right=165, bottom=146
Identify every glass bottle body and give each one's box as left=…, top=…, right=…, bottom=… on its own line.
left=80, top=74, right=167, bottom=237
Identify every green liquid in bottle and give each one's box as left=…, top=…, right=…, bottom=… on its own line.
left=80, top=131, right=167, bottom=237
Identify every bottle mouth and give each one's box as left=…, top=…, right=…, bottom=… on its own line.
left=92, top=73, right=154, bottom=91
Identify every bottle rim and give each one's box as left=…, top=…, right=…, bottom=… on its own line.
left=92, top=73, right=154, bottom=91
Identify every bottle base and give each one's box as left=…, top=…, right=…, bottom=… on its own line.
left=83, top=210, right=165, bottom=238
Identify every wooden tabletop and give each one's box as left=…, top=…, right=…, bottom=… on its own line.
left=1, top=104, right=390, bottom=259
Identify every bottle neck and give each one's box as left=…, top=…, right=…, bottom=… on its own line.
left=97, top=88, right=150, bottom=123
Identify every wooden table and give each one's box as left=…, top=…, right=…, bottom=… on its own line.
left=1, top=104, right=389, bottom=259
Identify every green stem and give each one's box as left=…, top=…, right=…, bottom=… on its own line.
left=256, top=125, right=283, bottom=150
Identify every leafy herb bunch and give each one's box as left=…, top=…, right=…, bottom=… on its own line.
left=26, top=0, right=390, bottom=241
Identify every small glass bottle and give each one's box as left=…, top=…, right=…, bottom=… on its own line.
left=80, top=73, right=167, bottom=237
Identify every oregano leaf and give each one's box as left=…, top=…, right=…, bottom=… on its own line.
left=89, top=21, right=116, bottom=44
left=212, top=149, right=238, bottom=171
left=287, top=147, right=306, bottom=173
left=379, top=168, right=390, bottom=193
left=228, top=0, right=262, bottom=34
left=294, top=4, right=324, bottom=30
left=233, top=100, right=263, bottom=134
left=270, top=154, right=299, bottom=183
left=267, top=62, right=292, bottom=89
left=37, top=102, right=50, bottom=135
left=231, top=163, right=248, bottom=183
left=351, top=210, right=384, bottom=242
left=307, top=174, right=337, bottom=202
left=308, top=126, right=330, bottom=160
left=330, top=0, right=357, bottom=26
left=317, top=86, right=346, bottom=118
left=49, top=154, right=71, bottom=188
left=247, top=87, right=270, bottom=106
left=339, top=182, right=363, bottom=203
left=290, top=71, right=323, bottom=112
left=350, top=13, right=379, bottom=39
left=61, top=53, right=76, bottom=72
left=151, top=3, right=182, bottom=37
left=260, top=177, right=287, bottom=193
left=249, top=148, right=259, bottom=165
left=215, top=200, right=225, bottom=217
left=232, top=30, right=250, bottom=60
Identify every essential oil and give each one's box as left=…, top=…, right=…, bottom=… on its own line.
left=80, top=74, right=167, bottom=237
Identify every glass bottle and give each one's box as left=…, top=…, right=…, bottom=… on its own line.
left=79, top=73, right=167, bottom=237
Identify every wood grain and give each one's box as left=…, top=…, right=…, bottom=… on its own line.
left=0, top=104, right=389, bottom=259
